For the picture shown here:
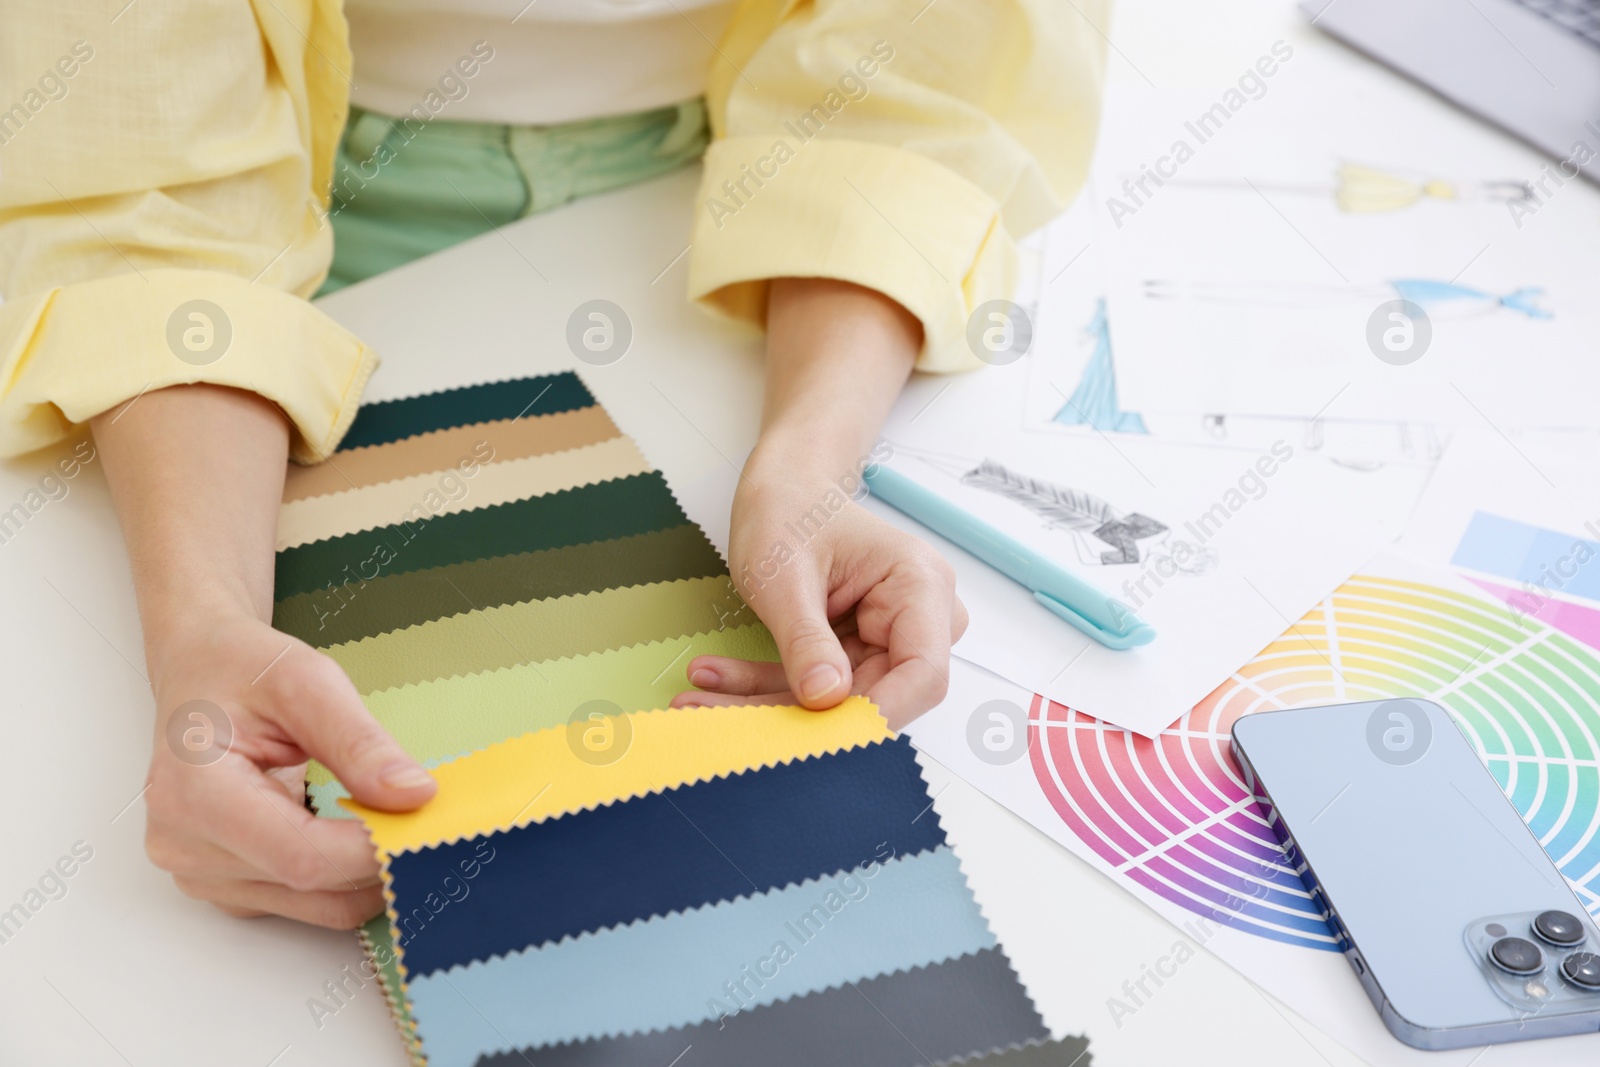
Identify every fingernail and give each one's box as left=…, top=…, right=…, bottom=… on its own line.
left=799, top=664, right=843, bottom=703
left=380, top=762, right=434, bottom=790
left=690, top=667, right=721, bottom=689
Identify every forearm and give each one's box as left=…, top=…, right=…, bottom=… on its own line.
left=689, top=278, right=960, bottom=719
left=748, top=277, right=922, bottom=481
left=92, top=384, right=289, bottom=679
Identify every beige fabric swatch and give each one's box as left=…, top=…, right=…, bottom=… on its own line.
left=276, top=436, right=650, bottom=550
left=282, top=406, right=620, bottom=501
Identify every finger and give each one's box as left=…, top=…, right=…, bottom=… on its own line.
left=671, top=689, right=794, bottom=709
left=672, top=655, right=902, bottom=713
left=840, top=652, right=894, bottom=697
left=173, top=876, right=383, bottom=930
left=185, top=763, right=384, bottom=891
left=255, top=643, right=436, bottom=812
left=146, top=830, right=310, bottom=886
left=858, top=567, right=956, bottom=728
left=685, top=641, right=876, bottom=695
left=685, top=656, right=789, bottom=697
left=950, top=592, right=970, bottom=643
left=748, top=570, right=853, bottom=709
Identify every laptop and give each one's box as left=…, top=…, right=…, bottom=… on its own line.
left=1303, top=0, right=1600, bottom=182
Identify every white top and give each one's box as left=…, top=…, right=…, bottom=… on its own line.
left=345, top=0, right=737, bottom=125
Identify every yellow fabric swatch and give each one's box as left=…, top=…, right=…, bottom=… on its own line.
left=344, top=696, right=891, bottom=855
left=275, top=436, right=649, bottom=549
left=325, top=575, right=750, bottom=694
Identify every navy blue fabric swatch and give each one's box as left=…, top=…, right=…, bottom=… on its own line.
left=341, top=372, right=594, bottom=450
left=273, top=472, right=685, bottom=599
left=390, top=737, right=946, bottom=977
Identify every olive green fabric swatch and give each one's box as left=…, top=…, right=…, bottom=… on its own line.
left=306, top=622, right=779, bottom=791
left=274, top=472, right=684, bottom=599
left=325, top=575, right=752, bottom=694
left=273, top=525, right=725, bottom=647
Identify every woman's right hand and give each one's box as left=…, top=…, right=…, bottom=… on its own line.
left=92, top=383, right=436, bottom=929
left=143, top=613, right=436, bottom=928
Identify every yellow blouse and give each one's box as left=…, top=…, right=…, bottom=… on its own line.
left=0, top=0, right=1105, bottom=462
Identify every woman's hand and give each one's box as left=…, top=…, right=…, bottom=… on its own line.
left=144, top=614, right=435, bottom=928
left=675, top=461, right=966, bottom=729
left=95, top=384, right=435, bottom=929
left=672, top=277, right=965, bottom=728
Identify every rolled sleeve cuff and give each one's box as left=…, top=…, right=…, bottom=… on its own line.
left=0, top=269, right=378, bottom=463
left=687, top=137, right=1016, bottom=374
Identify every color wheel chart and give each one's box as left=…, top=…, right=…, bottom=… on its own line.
left=1030, top=573, right=1600, bottom=951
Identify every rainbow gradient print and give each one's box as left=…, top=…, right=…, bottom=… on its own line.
left=1030, top=574, right=1600, bottom=950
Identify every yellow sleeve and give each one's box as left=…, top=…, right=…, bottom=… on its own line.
left=0, top=1, right=375, bottom=462
left=689, top=0, right=1108, bottom=373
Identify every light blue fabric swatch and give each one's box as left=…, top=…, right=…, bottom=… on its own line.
left=405, top=846, right=993, bottom=1067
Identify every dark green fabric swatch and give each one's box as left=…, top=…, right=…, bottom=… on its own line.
left=273, top=524, right=724, bottom=646
left=475, top=948, right=1053, bottom=1067
left=274, top=472, right=685, bottom=599
left=340, top=372, right=593, bottom=450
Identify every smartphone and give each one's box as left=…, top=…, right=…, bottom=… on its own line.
left=1231, top=698, right=1600, bottom=1049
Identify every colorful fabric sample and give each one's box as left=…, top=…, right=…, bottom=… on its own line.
left=279, top=373, right=1084, bottom=1065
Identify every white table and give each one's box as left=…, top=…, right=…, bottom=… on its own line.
left=0, top=2, right=1399, bottom=1060
left=0, top=163, right=1364, bottom=1067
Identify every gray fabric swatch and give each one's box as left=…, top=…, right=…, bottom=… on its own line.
left=474, top=947, right=1060, bottom=1067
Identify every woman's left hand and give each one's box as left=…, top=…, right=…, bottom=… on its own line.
left=673, top=460, right=967, bottom=730
left=669, top=277, right=966, bottom=729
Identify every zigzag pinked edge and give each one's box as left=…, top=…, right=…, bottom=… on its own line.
left=275, top=436, right=650, bottom=552
left=303, top=621, right=779, bottom=790
left=463, top=945, right=1043, bottom=1065
left=352, top=702, right=897, bottom=856
left=274, top=468, right=678, bottom=567
left=283, top=403, right=619, bottom=503
left=932, top=1035, right=1096, bottom=1066
left=410, top=843, right=966, bottom=983
left=328, top=575, right=758, bottom=700
left=336, top=369, right=594, bottom=451
left=280, top=522, right=722, bottom=649
left=905, top=743, right=1059, bottom=1060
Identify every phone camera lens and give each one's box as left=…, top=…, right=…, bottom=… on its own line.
left=1533, top=910, right=1586, bottom=946
left=1489, top=936, right=1545, bottom=975
left=1562, top=952, right=1600, bottom=991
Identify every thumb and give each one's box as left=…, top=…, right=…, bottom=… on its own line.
left=751, top=569, right=852, bottom=709
left=263, top=645, right=437, bottom=812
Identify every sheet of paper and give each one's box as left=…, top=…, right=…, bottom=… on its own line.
left=906, top=550, right=1600, bottom=1066
left=1094, top=42, right=1600, bottom=427
left=1398, top=426, right=1600, bottom=645
left=874, top=386, right=1431, bottom=735
left=1025, top=190, right=1456, bottom=468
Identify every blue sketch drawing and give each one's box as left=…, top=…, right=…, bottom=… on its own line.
left=1387, top=280, right=1552, bottom=319
left=1144, top=279, right=1554, bottom=320
left=1052, top=300, right=1148, bottom=433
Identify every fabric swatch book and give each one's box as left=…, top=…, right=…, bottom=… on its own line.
left=272, top=373, right=1090, bottom=1065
